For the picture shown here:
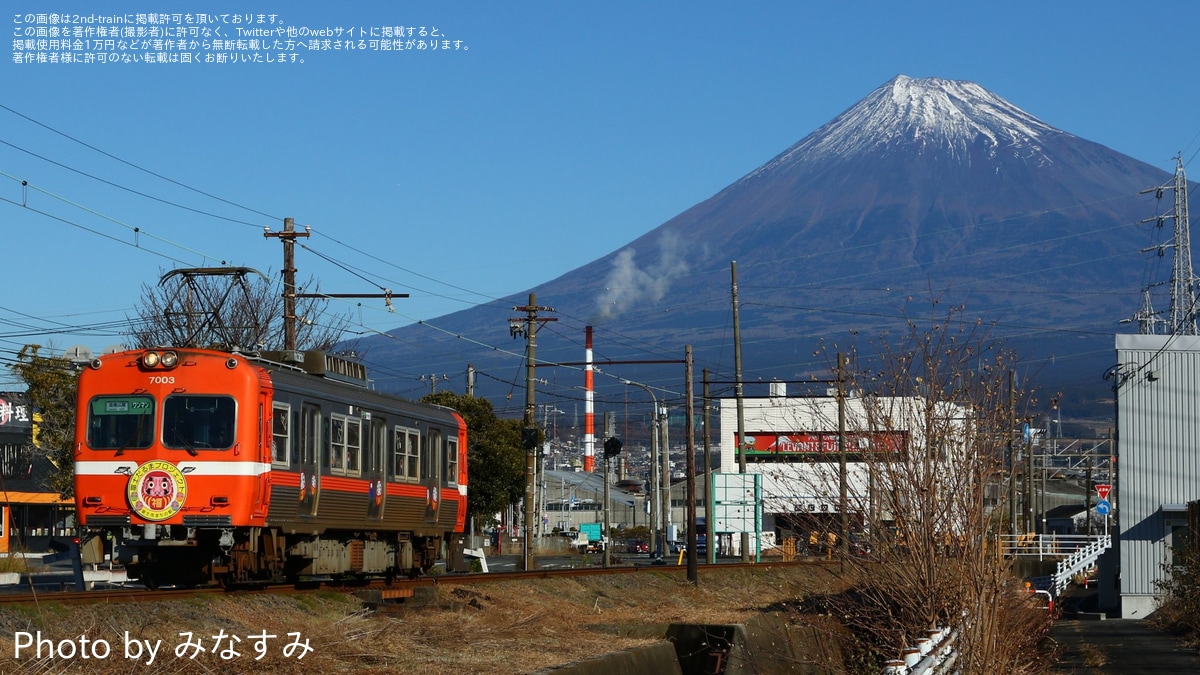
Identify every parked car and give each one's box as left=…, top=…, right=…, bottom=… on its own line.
left=625, top=539, right=649, bottom=554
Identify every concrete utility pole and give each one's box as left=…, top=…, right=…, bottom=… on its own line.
left=703, top=369, right=715, bottom=565
left=603, top=411, right=613, bottom=568
left=660, top=398, right=670, bottom=549
left=732, top=261, right=750, bottom=563
left=623, top=378, right=663, bottom=557
left=684, top=346, right=698, bottom=583
left=1009, top=370, right=1018, bottom=536
left=837, top=353, right=848, bottom=558
left=510, top=294, right=556, bottom=571
left=420, top=374, right=449, bottom=393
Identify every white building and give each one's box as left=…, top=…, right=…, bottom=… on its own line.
left=717, top=386, right=970, bottom=550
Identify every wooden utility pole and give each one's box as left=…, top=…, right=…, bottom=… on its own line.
left=264, top=217, right=405, bottom=356
left=510, top=294, right=556, bottom=571
left=263, top=217, right=308, bottom=354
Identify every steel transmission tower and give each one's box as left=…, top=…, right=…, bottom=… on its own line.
left=1138, top=156, right=1199, bottom=335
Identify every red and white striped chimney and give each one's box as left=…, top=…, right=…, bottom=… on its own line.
left=584, top=325, right=595, bottom=472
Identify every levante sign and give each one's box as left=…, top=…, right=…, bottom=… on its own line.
left=742, top=431, right=907, bottom=455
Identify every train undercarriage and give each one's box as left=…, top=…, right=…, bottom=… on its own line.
left=82, top=525, right=446, bottom=589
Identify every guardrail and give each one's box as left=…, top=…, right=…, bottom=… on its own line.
left=881, top=626, right=957, bottom=675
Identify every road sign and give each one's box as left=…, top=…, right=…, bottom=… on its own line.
left=1095, top=483, right=1111, bottom=500
left=1096, top=499, right=1111, bottom=516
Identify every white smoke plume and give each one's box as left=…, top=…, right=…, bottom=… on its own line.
left=596, top=231, right=691, bottom=320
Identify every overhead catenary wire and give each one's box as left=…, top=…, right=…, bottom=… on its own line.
left=0, top=101, right=279, bottom=223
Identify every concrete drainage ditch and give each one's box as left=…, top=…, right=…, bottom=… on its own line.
left=537, top=613, right=843, bottom=675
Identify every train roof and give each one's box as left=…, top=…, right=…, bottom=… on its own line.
left=254, top=350, right=368, bottom=387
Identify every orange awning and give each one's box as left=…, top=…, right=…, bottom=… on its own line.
left=0, top=492, right=72, bottom=505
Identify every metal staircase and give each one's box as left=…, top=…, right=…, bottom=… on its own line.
left=1052, top=534, right=1111, bottom=597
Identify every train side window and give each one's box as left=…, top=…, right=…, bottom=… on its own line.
left=86, top=395, right=155, bottom=450
left=345, top=417, right=361, bottom=475
left=447, top=436, right=459, bottom=486
left=405, top=427, right=420, bottom=480
left=393, top=426, right=420, bottom=481
left=328, top=414, right=361, bottom=476
left=271, top=403, right=291, bottom=467
left=330, top=415, right=346, bottom=474
left=163, top=395, right=236, bottom=451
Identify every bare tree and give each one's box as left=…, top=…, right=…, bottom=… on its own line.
left=758, top=306, right=1049, bottom=672
left=127, top=267, right=356, bottom=353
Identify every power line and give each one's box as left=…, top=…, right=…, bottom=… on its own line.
left=0, top=101, right=279, bottom=221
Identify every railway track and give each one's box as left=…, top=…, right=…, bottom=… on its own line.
left=0, top=558, right=832, bottom=607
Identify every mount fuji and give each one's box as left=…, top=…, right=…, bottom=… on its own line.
left=357, top=75, right=1177, bottom=423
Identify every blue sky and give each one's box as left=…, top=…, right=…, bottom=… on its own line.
left=3, top=0, right=1199, bottom=388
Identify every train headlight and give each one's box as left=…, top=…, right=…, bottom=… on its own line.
left=142, top=350, right=180, bottom=369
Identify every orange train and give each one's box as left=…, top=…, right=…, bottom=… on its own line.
left=73, top=347, right=468, bottom=588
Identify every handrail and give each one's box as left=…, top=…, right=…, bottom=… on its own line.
left=1052, top=534, right=1111, bottom=596
left=881, top=626, right=957, bottom=675
left=998, top=533, right=1107, bottom=559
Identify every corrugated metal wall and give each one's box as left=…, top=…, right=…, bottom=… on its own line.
left=1115, top=334, right=1200, bottom=611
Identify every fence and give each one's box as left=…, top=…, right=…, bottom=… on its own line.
left=997, top=533, right=1107, bottom=560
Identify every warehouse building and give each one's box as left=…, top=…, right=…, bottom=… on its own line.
left=1107, top=334, right=1200, bottom=618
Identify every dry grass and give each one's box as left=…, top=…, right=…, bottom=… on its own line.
left=0, top=555, right=44, bottom=575
left=0, top=564, right=847, bottom=674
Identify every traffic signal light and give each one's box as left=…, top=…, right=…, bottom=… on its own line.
left=521, top=427, right=539, bottom=450
left=603, top=437, right=623, bottom=458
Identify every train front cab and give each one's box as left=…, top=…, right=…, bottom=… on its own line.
left=74, top=348, right=271, bottom=587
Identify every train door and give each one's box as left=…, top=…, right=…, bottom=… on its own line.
left=253, top=396, right=269, bottom=516
left=366, top=415, right=386, bottom=521
left=424, top=428, right=442, bottom=525
left=298, top=403, right=320, bottom=517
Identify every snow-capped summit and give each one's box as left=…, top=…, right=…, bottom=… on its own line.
left=755, top=75, right=1069, bottom=175
left=358, top=75, right=1175, bottom=418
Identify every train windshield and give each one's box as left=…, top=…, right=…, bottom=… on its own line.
left=87, top=396, right=155, bottom=451
left=163, top=395, right=237, bottom=451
